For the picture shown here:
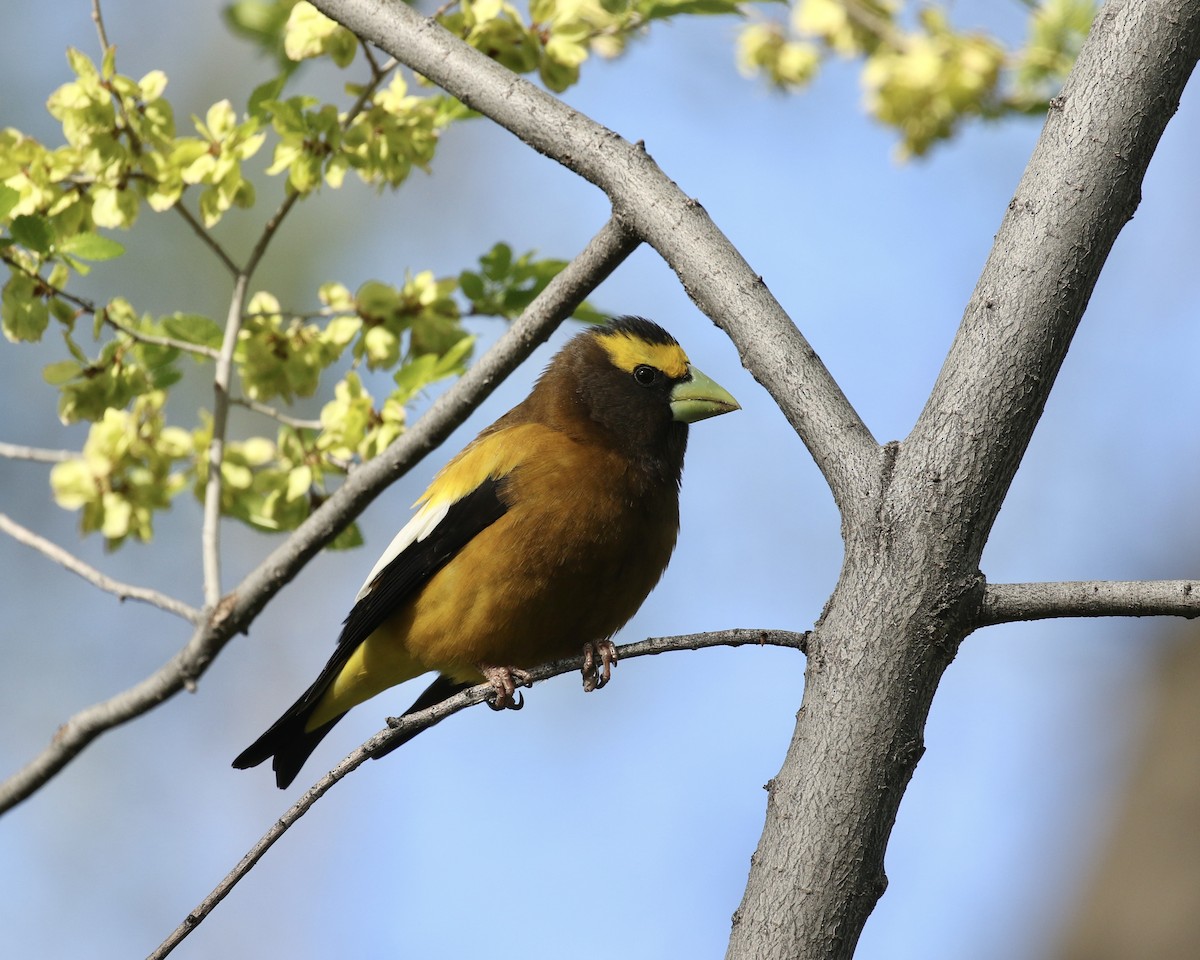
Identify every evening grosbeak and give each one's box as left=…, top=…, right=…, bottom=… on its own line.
left=233, top=316, right=739, bottom=788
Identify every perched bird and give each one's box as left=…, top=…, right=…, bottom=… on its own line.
left=233, top=316, right=739, bottom=788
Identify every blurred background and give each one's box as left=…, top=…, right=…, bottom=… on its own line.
left=2, top=2, right=1198, bottom=958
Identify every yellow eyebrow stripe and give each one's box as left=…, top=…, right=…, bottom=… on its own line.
left=595, top=331, right=690, bottom=379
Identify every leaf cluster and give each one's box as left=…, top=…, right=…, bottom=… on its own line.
left=737, top=0, right=1096, bottom=157
left=2, top=0, right=1085, bottom=550
left=2, top=3, right=609, bottom=550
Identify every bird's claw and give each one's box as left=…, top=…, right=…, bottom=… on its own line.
left=486, top=690, right=524, bottom=712
left=581, top=639, right=618, bottom=692
left=480, top=664, right=532, bottom=711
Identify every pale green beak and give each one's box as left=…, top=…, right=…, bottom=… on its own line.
left=670, top=364, right=740, bottom=423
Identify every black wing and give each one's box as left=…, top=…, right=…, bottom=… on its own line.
left=333, top=475, right=508, bottom=673
left=232, top=477, right=508, bottom=787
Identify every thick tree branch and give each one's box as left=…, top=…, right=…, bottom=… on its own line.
left=901, top=1, right=1200, bottom=564
left=148, top=629, right=808, bottom=960
left=309, top=0, right=881, bottom=524
left=727, top=5, right=1200, bottom=960
left=0, top=215, right=638, bottom=816
left=0, top=512, right=201, bottom=623
left=980, top=580, right=1200, bottom=626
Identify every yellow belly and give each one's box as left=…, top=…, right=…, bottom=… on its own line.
left=307, top=435, right=679, bottom=729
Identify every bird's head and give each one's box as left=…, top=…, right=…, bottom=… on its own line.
left=536, top=316, right=739, bottom=473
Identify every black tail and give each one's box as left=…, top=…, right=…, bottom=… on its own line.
left=234, top=674, right=470, bottom=788
left=232, top=689, right=344, bottom=790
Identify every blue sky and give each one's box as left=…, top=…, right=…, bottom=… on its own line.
left=2, top=2, right=1199, bottom=958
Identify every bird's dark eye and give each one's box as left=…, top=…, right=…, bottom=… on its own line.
left=633, top=364, right=660, bottom=387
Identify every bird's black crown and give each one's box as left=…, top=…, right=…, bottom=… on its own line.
left=603, top=315, right=679, bottom=348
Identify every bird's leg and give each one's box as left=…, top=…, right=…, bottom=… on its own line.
left=581, top=639, right=618, bottom=692
left=479, top=664, right=533, bottom=711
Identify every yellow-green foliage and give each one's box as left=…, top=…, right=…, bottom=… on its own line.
left=3, top=0, right=1086, bottom=548
left=738, top=0, right=1096, bottom=157
left=0, top=4, right=611, bottom=549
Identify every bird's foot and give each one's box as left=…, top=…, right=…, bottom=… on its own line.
left=582, top=639, right=618, bottom=692
left=480, top=664, right=533, bottom=711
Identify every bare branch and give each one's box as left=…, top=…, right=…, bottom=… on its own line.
left=350, top=41, right=398, bottom=119
left=308, top=0, right=881, bottom=522
left=0, top=215, right=638, bottom=816
left=148, top=628, right=808, bottom=960
left=172, top=201, right=240, bottom=277
left=230, top=396, right=324, bottom=431
left=980, top=580, right=1200, bottom=627
left=201, top=272, right=249, bottom=606
left=1, top=252, right=219, bottom=359
left=0, top=442, right=78, bottom=463
left=90, top=0, right=110, bottom=52
left=104, top=312, right=221, bottom=360
left=0, top=512, right=200, bottom=623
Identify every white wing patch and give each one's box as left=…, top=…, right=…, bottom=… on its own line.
left=354, top=499, right=452, bottom=602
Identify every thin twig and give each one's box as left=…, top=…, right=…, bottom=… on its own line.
left=245, top=191, right=299, bottom=280
left=1, top=253, right=218, bottom=359
left=104, top=314, right=221, bottom=359
left=148, top=628, right=808, bottom=959
left=0, top=512, right=201, bottom=623
left=0, top=215, right=639, bottom=817
left=980, top=579, right=1200, bottom=626
left=358, top=39, right=399, bottom=96
left=199, top=164, right=303, bottom=607
left=90, top=0, right=110, bottom=52
left=173, top=202, right=241, bottom=277
left=0, top=442, right=79, bottom=463
left=2, top=253, right=95, bottom=314
left=201, top=273, right=249, bottom=607
left=230, top=397, right=324, bottom=431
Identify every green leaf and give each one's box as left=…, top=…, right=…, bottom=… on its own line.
left=640, top=0, right=742, bottom=20
left=48, top=297, right=77, bottom=325
left=0, top=184, right=20, bottom=221
left=161, top=312, right=223, bottom=349
left=224, top=0, right=297, bottom=67
left=392, top=334, right=475, bottom=400
left=2, top=273, right=49, bottom=342
left=330, top=521, right=364, bottom=550
left=11, top=214, right=54, bottom=255
left=571, top=301, right=611, bottom=325
left=59, top=232, right=126, bottom=261
left=458, top=270, right=485, bottom=302
left=63, top=332, right=89, bottom=363
left=59, top=254, right=92, bottom=276
left=100, top=44, right=117, bottom=80
left=480, top=242, right=512, bottom=279
left=248, top=73, right=289, bottom=119
left=149, top=366, right=184, bottom=390
left=43, top=359, right=82, bottom=385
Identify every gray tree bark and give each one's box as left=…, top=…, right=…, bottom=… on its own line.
left=727, top=5, right=1200, bottom=957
